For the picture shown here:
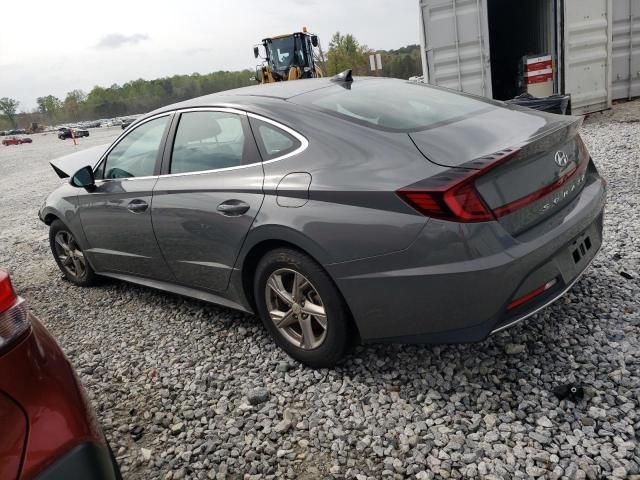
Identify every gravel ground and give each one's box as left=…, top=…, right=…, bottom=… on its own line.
left=0, top=107, right=638, bottom=480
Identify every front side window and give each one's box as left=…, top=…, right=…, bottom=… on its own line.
left=102, top=116, right=169, bottom=179
left=170, top=111, right=245, bottom=174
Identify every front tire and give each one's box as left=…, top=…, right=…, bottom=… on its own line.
left=254, top=248, right=350, bottom=368
left=49, top=220, right=97, bottom=286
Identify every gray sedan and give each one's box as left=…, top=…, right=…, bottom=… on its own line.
left=40, top=74, right=606, bottom=367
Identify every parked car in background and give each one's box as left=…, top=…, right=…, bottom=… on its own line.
left=120, top=118, right=135, bottom=130
left=2, top=136, right=32, bottom=146
left=40, top=76, right=606, bottom=368
left=0, top=269, right=121, bottom=479
left=58, top=127, right=89, bottom=140
left=8, top=129, right=26, bottom=135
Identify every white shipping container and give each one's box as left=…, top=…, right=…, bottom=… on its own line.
left=419, top=0, right=639, bottom=114
left=612, top=0, right=640, bottom=100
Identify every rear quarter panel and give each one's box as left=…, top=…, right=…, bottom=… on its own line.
left=245, top=102, right=444, bottom=264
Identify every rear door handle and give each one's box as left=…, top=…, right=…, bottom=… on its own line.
left=217, top=200, right=250, bottom=216
left=127, top=199, right=149, bottom=214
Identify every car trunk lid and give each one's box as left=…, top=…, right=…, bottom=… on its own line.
left=408, top=108, right=589, bottom=235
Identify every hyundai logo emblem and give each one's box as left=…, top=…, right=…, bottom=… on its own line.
left=555, top=151, right=569, bottom=167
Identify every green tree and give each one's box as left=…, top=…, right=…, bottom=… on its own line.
left=63, top=89, right=87, bottom=119
left=36, top=95, right=63, bottom=118
left=326, top=32, right=371, bottom=76
left=0, top=97, right=20, bottom=127
left=26, top=70, right=255, bottom=123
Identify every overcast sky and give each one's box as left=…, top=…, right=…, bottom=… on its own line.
left=0, top=0, right=420, bottom=110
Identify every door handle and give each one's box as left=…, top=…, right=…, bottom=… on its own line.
left=127, top=199, right=149, bottom=214
left=217, top=200, right=250, bottom=216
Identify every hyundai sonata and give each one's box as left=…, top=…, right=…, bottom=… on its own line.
left=39, top=74, right=606, bottom=367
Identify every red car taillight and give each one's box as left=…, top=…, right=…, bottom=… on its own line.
left=0, top=271, right=29, bottom=352
left=397, top=149, right=519, bottom=223
left=398, top=181, right=495, bottom=222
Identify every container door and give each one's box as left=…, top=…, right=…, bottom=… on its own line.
left=419, top=0, right=492, bottom=97
left=612, top=0, right=640, bottom=100
left=562, top=0, right=613, bottom=114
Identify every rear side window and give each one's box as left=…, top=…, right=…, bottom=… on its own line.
left=170, top=111, right=246, bottom=174
left=250, top=118, right=301, bottom=160
left=293, top=79, right=497, bottom=132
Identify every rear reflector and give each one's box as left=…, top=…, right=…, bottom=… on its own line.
left=507, top=279, right=557, bottom=310
left=0, top=271, right=29, bottom=352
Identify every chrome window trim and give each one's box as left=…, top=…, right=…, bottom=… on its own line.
left=94, top=112, right=172, bottom=182
left=246, top=112, right=309, bottom=165
left=156, top=108, right=309, bottom=179
left=94, top=108, right=309, bottom=182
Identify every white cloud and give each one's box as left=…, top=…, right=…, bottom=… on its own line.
left=0, top=0, right=419, bottom=109
left=95, top=33, right=150, bottom=49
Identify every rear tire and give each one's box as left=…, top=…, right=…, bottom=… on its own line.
left=254, top=248, right=350, bottom=368
left=49, top=220, right=97, bottom=286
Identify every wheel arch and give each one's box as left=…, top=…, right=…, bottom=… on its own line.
left=237, top=227, right=360, bottom=340
left=43, top=212, right=61, bottom=225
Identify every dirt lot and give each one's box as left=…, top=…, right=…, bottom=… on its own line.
left=0, top=109, right=638, bottom=480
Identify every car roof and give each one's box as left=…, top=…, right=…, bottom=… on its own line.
left=149, top=77, right=396, bottom=117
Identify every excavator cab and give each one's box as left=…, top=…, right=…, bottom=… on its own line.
left=254, top=28, right=323, bottom=83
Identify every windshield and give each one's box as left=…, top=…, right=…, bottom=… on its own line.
left=293, top=79, right=498, bottom=132
left=267, top=37, right=296, bottom=71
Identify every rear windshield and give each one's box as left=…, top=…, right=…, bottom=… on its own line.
left=292, top=79, right=497, bottom=132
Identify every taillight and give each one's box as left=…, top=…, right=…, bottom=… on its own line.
left=398, top=180, right=494, bottom=222
left=0, top=271, right=29, bottom=352
left=0, top=271, right=16, bottom=313
left=397, top=149, right=519, bottom=223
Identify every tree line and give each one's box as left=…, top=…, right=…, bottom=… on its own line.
left=325, top=33, right=421, bottom=80
left=1, top=34, right=422, bottom=129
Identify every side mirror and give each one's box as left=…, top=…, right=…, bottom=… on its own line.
left=253, top=46, right=260, bottom=58
left=311, top=35, right=319, bottom=47
left=70, top=165, right=95, bottom=189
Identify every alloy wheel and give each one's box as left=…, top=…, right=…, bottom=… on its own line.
left=265, top=268, right=327, bottom=350
left=54, top=231, right=87, bottom=279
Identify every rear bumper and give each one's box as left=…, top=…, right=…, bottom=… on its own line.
left=328, top=174, right=606, bottom=343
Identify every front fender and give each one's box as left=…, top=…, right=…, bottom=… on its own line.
left=39, top=186, right=90, bottom=253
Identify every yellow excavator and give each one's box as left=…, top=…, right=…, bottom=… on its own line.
left=253, top=27, right=324, bottom=83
